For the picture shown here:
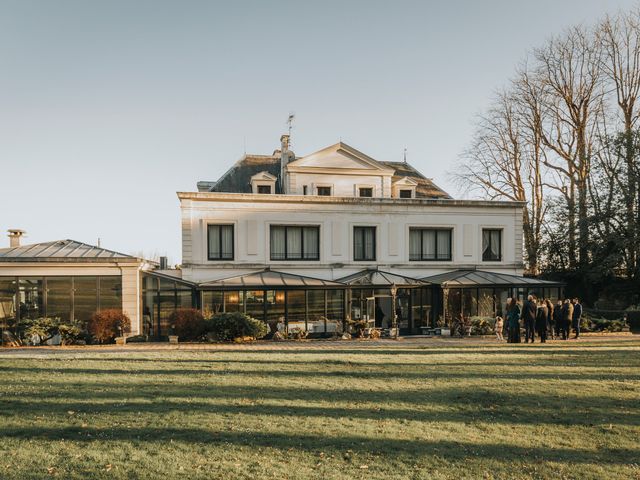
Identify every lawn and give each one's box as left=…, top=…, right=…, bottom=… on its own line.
left=1, top=338, right=639, bottom=479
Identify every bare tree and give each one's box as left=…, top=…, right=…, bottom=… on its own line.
left=600, top=10, right=640, bottom=277
left=533, top=25, right=605, bottom=268
left=453, top=87, right=546, bottom=273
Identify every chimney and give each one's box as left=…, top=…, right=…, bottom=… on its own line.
left=8, top=229, right=26, bottom=248
left=159, top=256, right=168, bottom=270
left=279, top=134, right=294, bottom=194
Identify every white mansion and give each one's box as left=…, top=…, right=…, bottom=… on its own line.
left=0, top=135, right=560, bottom=338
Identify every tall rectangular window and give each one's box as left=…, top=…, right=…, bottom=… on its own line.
left=270, top=226, right=320, bottom=260
left=208, top=225, right=234, bottom=260
left=482, top=229, right=502, bottom=261
left=354, top=226, right=376, bottom=261
left=409, top=228, right=452, bottom=261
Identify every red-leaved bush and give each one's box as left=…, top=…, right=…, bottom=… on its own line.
left=169, top=308, right=206, bottom=341
left=88, top=309, right=131, bottom=344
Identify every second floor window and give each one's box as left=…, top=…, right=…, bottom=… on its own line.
left=409, top=228, right=452, bottom=261
left=317, top=186, right=331, bottom=196
left=482, top=229, right=502, bottom=261
left=208, top=224, right=234, bottom=260
left=270, top=226, right=320, bottom=260
left=354, top=226, right=376, bottom=261
left=359, top=187, right=373, bottom=198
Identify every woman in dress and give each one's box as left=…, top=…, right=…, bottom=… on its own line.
left=506, top=298, right=521, bottom=343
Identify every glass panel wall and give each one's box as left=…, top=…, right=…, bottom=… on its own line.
left=245, top=290, right=264, bottom=321
left=202, top=291, right=224, bottom=317
left=73, top=277, right=97, bottom=323
left=287, top=290, right=306, bottom=331
left=477, top=288, right=495, bottom=318
left=307, top=289, right=326, bottom=334
left=0, top=278, right=17, bottom=326
left=18, top=277, right=44, bottom=320
left=266, top=290, right=285, bottom=332
left=224, top=291, right=242, bottom=312
left=99, top=277, right=122, bottom=310
left=326, top=289, right=344, bottom=333
left=46, top=277, right=72, bottom=322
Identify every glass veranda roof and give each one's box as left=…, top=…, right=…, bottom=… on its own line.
left=422, top=269, right=563, bottom=287
left=199, top=269, right=345, bottom=289
left=337, top=269, right=427, bottom=287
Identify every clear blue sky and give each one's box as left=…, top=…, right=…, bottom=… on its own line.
left=0, top=0, right=636, bottom=263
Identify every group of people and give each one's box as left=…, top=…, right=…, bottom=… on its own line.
left=495, top=295, right=582, bottom=343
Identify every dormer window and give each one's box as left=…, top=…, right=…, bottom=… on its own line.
left=392, top=177, right=418, bottom=199
left=250, top=171, right=277, bottom=195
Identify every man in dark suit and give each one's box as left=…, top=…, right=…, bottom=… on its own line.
left=572, top=298, right=582, bottom=339
left=521, top=294, right=537, bottom=343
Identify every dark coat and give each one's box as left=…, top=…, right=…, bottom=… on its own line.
left=535, top=305, right=548, bottom=331
left=572, top=303, right=582, bottom=327
left=553, top=305, right=563, bottom=324
left=522, top=300, right=537, bottom=324
left=507, top=304, right=521, bottom=329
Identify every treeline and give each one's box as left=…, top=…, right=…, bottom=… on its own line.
left=453, top=7, right=640, bottom=302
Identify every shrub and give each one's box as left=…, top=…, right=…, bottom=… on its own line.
left=21, top=317, right=60, bottom=344
left=288, top=327, right=307, bottom=340
left=206, top=312, right=267, bottom=342
left=58, top=321, right=86, bottom=345
left=88, top=309, right=131, bottom=344
left=169, top=308, right=206, bottom=341
left=470, top=316, right=495, bottom=335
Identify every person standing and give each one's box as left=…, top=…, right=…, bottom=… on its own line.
left=561, top=299, right=573, bottom=340
left=506, top=298, right=521, bottom=343
left=545, top=299, right=555, bottom=340
left=495, top=315, right=504, bottom=341
left=536, top=299, right=549, bottom=343
left=553, top=300, right=563, bottom=340
left=522, top=295, right=537, bottom=343
left=572, top=298, right=582, bottom=339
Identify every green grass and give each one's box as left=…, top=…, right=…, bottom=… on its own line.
left=1, top=339, right=639, bottom=479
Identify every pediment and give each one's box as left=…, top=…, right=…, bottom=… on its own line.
left=250, top=171, right=277, bottom=182
left=393, top=176, right=419, bottom=186
left=287, top=142, right=395, bottom=174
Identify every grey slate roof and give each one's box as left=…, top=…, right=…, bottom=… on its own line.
left=0, top=239, right=141, bottom=263
left=199, top=151, right=451, bottom=199
left=199, top=269, right=344, bottom=289
left=206, top=154, right=281, bottom=193
left=381, top=161, right=452, bottom=199
left=422, top=270, right=563, bottom=287
left=337, top=269, right=427, bottom=287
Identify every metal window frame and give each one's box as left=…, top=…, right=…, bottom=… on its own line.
left=207, top=224, right=235, bottom=261
left=269, top=225, right=320, bottom=261
left=482, top=228, right=502, bottom=262
left=409, top=227, right=452, bottom=261
left=353, top=226, right=377, bottom=261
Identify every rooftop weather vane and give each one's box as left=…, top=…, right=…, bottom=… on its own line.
left=287, top=113, right=295, bottom=144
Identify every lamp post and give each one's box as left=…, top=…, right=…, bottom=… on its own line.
left=390, top=285, right=398, bottom=339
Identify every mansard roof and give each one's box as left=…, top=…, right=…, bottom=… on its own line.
left=198, top=142, right=451, bottom=199
left=205, top=154, right=282, bottom=193
left=382, top=161, right=451, bottom=199
left=0, top=239, right=141, bottom=263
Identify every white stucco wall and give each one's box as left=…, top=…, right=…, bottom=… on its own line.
left=179, top=193, right=525, bottom=283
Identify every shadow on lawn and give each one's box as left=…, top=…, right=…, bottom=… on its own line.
left=2, top=382, right=638, bottom=427
left=1, top=426, right=637, bottom=466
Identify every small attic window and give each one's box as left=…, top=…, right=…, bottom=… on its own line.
left=257, top=185, right=272, bottom=194
left=399, top=189, right=413, bottom=198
